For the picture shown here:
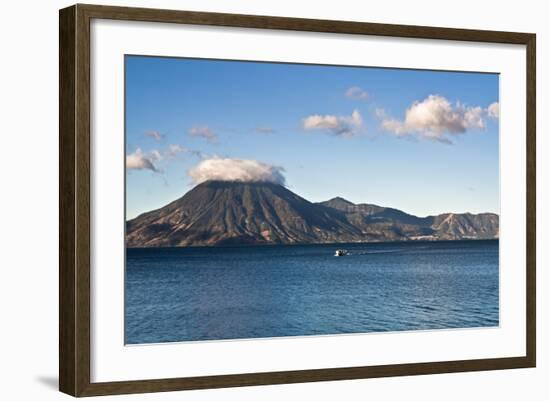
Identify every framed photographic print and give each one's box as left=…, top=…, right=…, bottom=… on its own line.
left=59, top=4, right=536, bottom=397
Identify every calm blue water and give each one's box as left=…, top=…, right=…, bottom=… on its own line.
left=125, top=240, right=499, bottom=344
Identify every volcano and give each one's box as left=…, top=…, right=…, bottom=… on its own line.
left=126, top=181, right=499, bottom=247
left=126, top=181, right=363, bottom=247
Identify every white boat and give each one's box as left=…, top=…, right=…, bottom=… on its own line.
left=334, top=249, right=348, bottom=257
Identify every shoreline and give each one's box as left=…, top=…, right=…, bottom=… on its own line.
left=126, top=237, right=499, bottom=251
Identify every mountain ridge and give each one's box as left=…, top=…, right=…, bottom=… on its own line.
left=126, top=181, right=498, bottom=248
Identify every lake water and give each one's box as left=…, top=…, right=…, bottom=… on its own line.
left=125, top=240, right=499, bottom=344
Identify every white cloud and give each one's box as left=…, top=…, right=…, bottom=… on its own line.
left=375, top=108, right=387, bottom=119
left=165, top=144, right=188, bottom=159
left=302, top=109, right=363, bottom=138
left=145, top=130, right=163, bottom=141
left=189, top=126, right=218, bottom=144
left=126, top=144, right=203, bottom=173
left=164, top=144, right=203, bottom=159
left=378, top=95, right=491, bottom=143
left=345, top=86, right=369, bottom=100
left=464, top=106, right=485, bottom=129
left=380, top=118, right=408, bottom=136
left=188, top=158, right=286, bottom=185
left=149, top=149, right=163, bottom=162
left=126, top=148, right=158, bottom=172
left=487, top=102, right=499, bottom=119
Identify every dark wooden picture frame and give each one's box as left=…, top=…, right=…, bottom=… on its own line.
left=59, top=3, right=536, bottom=397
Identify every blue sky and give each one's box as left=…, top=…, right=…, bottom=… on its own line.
left=125, top=55, right=499, bottom=219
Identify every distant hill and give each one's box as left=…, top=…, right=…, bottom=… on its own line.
left=317, top=197, right=499, bottom=242
left=126, top=181, right=499, bottom=248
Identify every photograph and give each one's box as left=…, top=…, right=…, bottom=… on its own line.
left=124, top=55, right=500, bottom=345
